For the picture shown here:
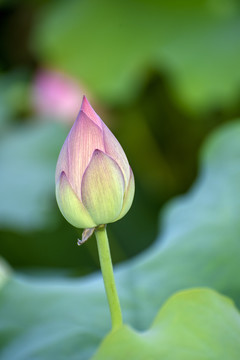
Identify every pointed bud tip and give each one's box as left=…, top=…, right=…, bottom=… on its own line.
left=81, top=95, right=88, bottom=106
left=80, top=95, right=102, bottom=128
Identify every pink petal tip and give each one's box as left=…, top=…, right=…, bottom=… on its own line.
left=80, top=96, right=102, bottom=129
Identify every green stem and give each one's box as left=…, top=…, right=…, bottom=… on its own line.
left=95, top=225, right=123, bottom=331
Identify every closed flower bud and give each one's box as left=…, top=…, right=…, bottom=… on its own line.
left=55, top=96, right=134, bottom=229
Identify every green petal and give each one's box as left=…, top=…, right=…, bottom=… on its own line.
left=115, top=167, right=135, bottom=221
left=81, top=150, right=124, bottom=225
left=56, top=172, right=96, bottom=229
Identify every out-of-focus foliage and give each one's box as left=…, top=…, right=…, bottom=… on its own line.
left=32, top=0, right=240, bottom=111
left=0, top=258, right=11, bottom=289
left=0, top=121, right=67, bottom=230
left=0, top=72, right=29, bottom=125
left=1, top=121, right=240, bottom=359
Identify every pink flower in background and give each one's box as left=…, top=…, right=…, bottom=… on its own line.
left=32, top=69, right=85, bottom=121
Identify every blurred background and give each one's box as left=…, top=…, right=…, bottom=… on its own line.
left=0, top=0, right=240, bottom=276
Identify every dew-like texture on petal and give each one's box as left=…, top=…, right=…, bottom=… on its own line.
left=55, top=137, right=69, bottom=183
left=80, top=96, right=102, bottom=129
left=67, top=111, right=105, bottom=198
left=115, top=167, right=135, bottom=221
left=56, top=172, right=96, bottom=229
left=102, top=123, right=130, bottom=186
left=81, top=150, right=124, bottom=225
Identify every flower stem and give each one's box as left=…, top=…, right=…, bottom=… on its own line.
left=95, top=225, right=123, bottom=331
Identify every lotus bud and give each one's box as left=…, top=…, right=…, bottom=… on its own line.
left=55, top=96, right=134, bottom=232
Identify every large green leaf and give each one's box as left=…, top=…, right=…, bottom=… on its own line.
left=0, top=121, right=68, bottom=230
left=93, top=289, right=240, bottom=360
left=32, top=0, right=240, bottom=110
left=1, top=120, right=240, bottom=358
